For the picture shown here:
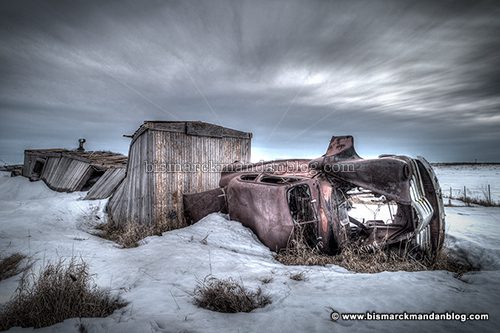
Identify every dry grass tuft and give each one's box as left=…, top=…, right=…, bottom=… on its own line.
left=78, top=322, right=88, bottom=333
left=275, top=224, right=475, bottom=275
left=0, top=253, right=30, bottom=281
left=95, top=219, right=181, bottom=248
left=275, top=225, right=338, bottom=266
left=81, top=205, right=185, bottom=248
left=193, top=277, right=271, bottom=313
left=457, top=196, right=500, bottom=207
left=289, top=272, right=306, bottom=281
left=259, top=276, right=273, bottom=284
left=0, top=257, right=126, bottom=330
left=330, top=244, right=426, bottom=273
left=332, top=242, right=477, bottom=274
left=426, top=247, right=477, bottom=277
left=275, top=247, right=337, bottom=266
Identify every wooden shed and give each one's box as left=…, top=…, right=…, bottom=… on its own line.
left=107, top=121, right=252, bottom=228
left=23, top=149, right=127, bottom=194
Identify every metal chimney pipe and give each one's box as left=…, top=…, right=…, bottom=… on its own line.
left=77, top=138, right=86, bottom=152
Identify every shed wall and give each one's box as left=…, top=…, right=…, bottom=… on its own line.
left=152, top=131, right=251, bottom=226
left=22, top=153, right=33, bottom=177
left=108, top=127, right=251, bottom=227
left=107, top=131, right=152, bottom=224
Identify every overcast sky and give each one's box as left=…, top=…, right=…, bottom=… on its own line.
left=1, top=0, right=499, bottom=163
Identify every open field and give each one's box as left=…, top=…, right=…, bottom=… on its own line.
left=434, top=164, right=500, bottom=204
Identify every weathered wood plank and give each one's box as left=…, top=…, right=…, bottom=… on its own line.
left=84, top=168, right=126, bottom=200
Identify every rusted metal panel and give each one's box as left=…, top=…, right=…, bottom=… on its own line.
left=415, top=157, right=446, bottom=254
left=183, top=188, right=227, bottom=225
left=84, top=168, right=126, bottom=200
left=225, top=174, right=323, bottom=252
left=310, top=157, right=412, bottom=204
left=220, top=159, right=313, bottom=188
left=324, top=135, right=360, bottom=159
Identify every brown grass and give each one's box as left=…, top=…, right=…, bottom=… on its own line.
left=275, top=224, right=475, bottom=275
left=330, top=243, right=426, bottom=273
left=443, top=192, right=500, bottom=207
left=259, top=276, right=273, bottom=284
left=0, top=253, right=30, bottom=281
left=426, top=247, right=477, bottom=277
left=275, top=251, right=336, bottom=266
left=193, top=277, right=271, bottom=313
left=81, top=204, right=185, bottom=248
left=0, top=257, right=127, bottom=330
left=289, top=272, right=306, bottom=281
left=95, top=219, right=182, bottom=248
left=457, top=196, right=500, bottom=207
left=275, top=224, right=338, bottom=266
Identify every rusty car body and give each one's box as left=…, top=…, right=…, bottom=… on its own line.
left=183, top=136, right=445, bottom=258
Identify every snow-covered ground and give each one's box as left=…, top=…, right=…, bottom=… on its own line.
left=0, top=171, right=499, bottom=333
left=434, top=164, right=500, bottom=202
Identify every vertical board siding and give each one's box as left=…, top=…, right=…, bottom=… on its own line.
left=108, top=125, right=251, bottom=228
left=22, top=153, right=33, bottom=177
left=40, top=156, right=92, bottom=192
left=151, top=131, right=251, bottom=227
left=84, top=168, right=126, bottom=200
left=41, top=157, right=60, bottom=185
left=108, top=133, right=152, bottom=225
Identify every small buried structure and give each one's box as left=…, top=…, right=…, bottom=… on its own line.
left=22, top=143, right=127, bottom=198
left=107, top=121, right=252, bottom=229
left=185, top=136, right=446, bottom=260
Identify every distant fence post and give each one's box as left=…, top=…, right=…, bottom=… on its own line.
left=488, top=184, right=491, bottom=204
left=464, top=186, right=467, bottom=204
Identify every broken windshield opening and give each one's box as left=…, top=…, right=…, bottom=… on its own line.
left=346, top=188, right=397, bottom=225
left=260, top=175, right=301, bottom=184
left=239, top=174, right=259, bottom=181
left=287, top=184, right=317, bottom=247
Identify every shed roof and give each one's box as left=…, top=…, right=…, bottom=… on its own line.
left=129, top=121, right=253, bottom=142
left=25, top=149, right=127, bottom=168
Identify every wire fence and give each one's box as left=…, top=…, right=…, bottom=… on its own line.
left=442, top=184, right=499, bottom=206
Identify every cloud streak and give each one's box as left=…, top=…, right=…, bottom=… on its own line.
left=1, top=0, right=499, bottom=163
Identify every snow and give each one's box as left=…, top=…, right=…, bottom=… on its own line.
left=1, top=171, right=500, bottom=332
left=434, top=164, right=500, bottom=202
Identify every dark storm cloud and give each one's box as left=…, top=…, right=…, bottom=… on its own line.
left=1, top=0, right=500, bottom=163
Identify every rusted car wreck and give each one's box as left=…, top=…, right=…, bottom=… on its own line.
left=184, top=136, right=445, bottom=259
